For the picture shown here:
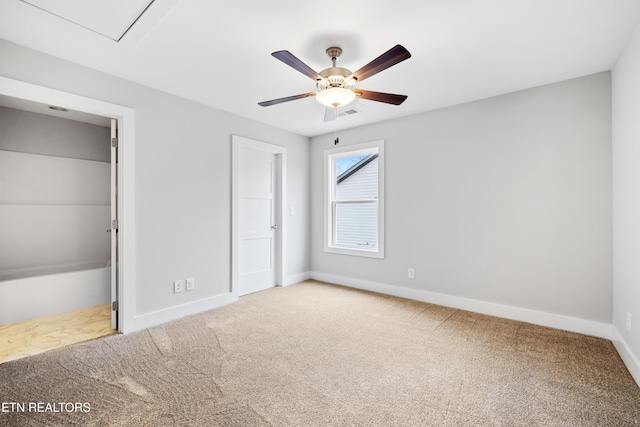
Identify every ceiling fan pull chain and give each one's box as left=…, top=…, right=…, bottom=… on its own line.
left=334, top=109, right=339, bottom=145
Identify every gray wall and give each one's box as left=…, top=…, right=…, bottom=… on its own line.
left=0, top=106, right=110, bottom=161
left=311, top=72, right=612, bottom=323
left=612, top=23, right=640, bottom=370
left=0, top=39, right=310, bottom=317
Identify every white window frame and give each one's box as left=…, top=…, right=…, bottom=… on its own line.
left=324, top=140, right=385, bottom=259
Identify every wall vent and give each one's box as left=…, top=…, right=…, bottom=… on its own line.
left=338, top=108, right=361, bottom=118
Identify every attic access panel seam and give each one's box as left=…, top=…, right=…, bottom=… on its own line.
left=20, top=0, right=154, bottom=42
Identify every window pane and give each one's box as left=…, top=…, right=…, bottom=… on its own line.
left=335, top=201, right=377, bottom=248
left=335, top=154, right=378, bottom=201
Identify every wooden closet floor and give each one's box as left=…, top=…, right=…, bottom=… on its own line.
left=0, top=304, right=116, bottom=364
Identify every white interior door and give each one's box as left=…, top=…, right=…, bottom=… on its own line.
left=237, top=147, right=278, bottom=296
left=110, top=119, right=118, bottom=330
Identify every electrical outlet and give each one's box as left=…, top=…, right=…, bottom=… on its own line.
left=408, top=268, right=415, bottom=279
left=173, top=279, right=185, bottom=293
left=186, top=277, right=195, bottom=291
left=627, top=312, right=632, bottom=332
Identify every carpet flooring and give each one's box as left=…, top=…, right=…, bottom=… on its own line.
left=1, top=280, right=639, bottom=426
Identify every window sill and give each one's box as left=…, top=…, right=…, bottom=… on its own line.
left=324, top=245, right=384, bottom=259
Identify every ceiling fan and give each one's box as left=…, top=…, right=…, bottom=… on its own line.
left=258, top=45, right=411, bottom=122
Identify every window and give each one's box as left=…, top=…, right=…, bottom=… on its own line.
left=324, top=140, right=384, bottom=258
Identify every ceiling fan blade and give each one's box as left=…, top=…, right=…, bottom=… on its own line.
left=258, top=92, right=317, bottom=107
left=272, top=51, right=324, bottom=82
left=354, top=89, right=408, bottom=105
left=348, top=45, right=411, bottom=83
left=324, top=107, right=337, bottom=122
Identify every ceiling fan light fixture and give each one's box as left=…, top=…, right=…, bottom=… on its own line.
left=316, top=87, right=356, bottom=107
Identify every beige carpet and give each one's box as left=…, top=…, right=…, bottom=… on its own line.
left=1, top=281, right=639, bottom=426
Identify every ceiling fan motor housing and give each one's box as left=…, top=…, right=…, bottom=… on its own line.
left=317, top=67, right=354, bottom=91
left=326, top=47, right=342, bottom=59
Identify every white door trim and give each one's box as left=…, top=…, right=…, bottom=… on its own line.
left=0, top=76, right=136, bottom=333
left=231, top=135, right=287, bottom=297
left=110, top=119, right=118, bottom=330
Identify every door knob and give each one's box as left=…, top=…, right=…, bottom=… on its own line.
left=270, top=225, right=278, bottom=230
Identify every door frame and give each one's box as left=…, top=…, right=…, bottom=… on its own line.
left=231, top=135, right=287, bottom=297
left=0, top=76, right=136, bottom=333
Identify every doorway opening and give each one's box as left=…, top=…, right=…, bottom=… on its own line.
left=0, top=97, right=117, bottom=362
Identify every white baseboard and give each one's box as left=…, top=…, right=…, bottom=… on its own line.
left=283, top=272, right=312, bottom=287
left=309, top=271, right=612, bottom=340
left=612, top=326, right=640, bottom=387
left=134, top=292, right=237, bottom=331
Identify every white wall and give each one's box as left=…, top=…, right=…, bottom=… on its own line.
left=0, top=108, right=111, bottom=280
left=612, top=23, right=640, bottom=384
left=0, top=39, right=310, bottom=326
left=0, top=267, right=110, bottom=325
left=311, top=72, right=612, bottom=331
left=0, top=151, right=110, bottom=279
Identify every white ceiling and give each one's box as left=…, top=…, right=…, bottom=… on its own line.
left=1, top=0, right=639, bottom=137
left=19, top=0, right=153, bottom=41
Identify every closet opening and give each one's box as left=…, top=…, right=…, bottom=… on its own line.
left=0, top=95, right=118, bottom=362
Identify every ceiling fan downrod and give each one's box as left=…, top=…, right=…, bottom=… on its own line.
left=326, top=47, right=342, bottom=68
